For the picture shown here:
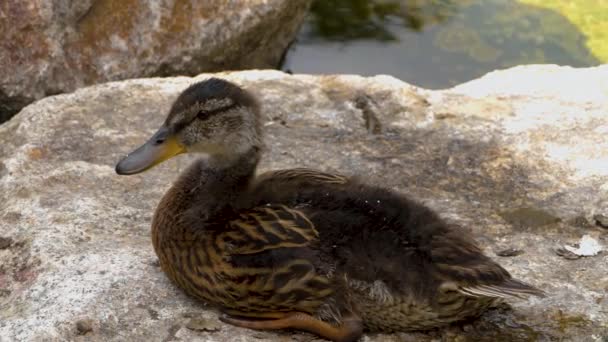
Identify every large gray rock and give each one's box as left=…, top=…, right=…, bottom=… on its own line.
left=0, top=0, right=311, bottom=123
left=1, top=66, right=607, bottom=341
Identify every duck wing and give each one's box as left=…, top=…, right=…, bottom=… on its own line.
left=214, top=204, right=334, bottom=314
left=249, top=168, right=351, bottom=209
left=225, top=204, right=320, bottom=255
left=271, top=183, right=546, bottom=302
left=255, top=168, right=349, bottom=186
left=251, top=170, right=545, bottom=302
left=430, top=224, right=546, bottom=299
left=337, top=210, right=545, bottom=301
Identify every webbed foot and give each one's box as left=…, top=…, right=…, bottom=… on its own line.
left=219, top=311, right=362, bottom=342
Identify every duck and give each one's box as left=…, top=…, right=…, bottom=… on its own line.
left=115, top=77, right=544, bottom=342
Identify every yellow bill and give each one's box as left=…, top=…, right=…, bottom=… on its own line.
left=115, top=126, right=185, bottom=175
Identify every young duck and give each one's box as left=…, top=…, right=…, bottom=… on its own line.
left=115, top=78, right=544, bottom=342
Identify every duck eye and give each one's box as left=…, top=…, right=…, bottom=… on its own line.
left=197, top=110, right=207, bottom=119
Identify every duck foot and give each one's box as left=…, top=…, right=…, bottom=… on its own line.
left=219, top=311, right=363, bottom=342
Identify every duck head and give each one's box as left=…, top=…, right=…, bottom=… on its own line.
left=115, top=78, right=262, bottom=175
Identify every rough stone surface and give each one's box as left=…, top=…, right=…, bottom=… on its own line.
left=1, top=66, right=608, bottom=341
left=0, top=0, right=311, bottom=122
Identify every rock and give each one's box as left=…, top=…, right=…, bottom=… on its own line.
left=1, top=65, right=608, bottom=341
left=0, top=0, right=311, bottom=123
left=495, top=248, right=524, bottom=257
left=185, top=317, right=222, bottom=332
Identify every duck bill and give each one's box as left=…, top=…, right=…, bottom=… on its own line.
left=115, top=126, right=185, bottom=175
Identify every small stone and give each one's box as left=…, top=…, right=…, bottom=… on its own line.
left=75, top=319, right=93, bottom=335
left=354, top=94, right=382, bottom=134
left=593, top=214, right=608, bottom=229
left=569, top=215, right=592, bottom=228
left=185, top=318, right=221, bottom=332
left=555, top=248, right=581, bottom=260
left=495, top=248, right=524, bottom=257
left=0, top=236, right=13, bottom=249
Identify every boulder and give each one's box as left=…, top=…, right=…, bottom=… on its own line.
left=0, top=0, right=311, bottom=122
left=1, top=66, right=607, bottom=341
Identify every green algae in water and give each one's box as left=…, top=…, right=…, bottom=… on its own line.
left=307, top=0, right=464, bottom=40
left=285, top=0, right=602, bottom=89
left=519, top=0, right=608, bottom=62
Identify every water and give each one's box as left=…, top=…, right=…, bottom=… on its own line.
left=282, top=0, right=602, bottom=89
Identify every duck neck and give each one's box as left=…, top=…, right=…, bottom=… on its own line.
left=172, top=146, right=261, bottom=213
left=204, top=146, right=261, bottom=191
left=154, top=146, right=260, bottom=234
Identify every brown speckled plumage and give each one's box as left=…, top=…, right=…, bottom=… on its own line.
left=116, top=78, right=544, bottom=342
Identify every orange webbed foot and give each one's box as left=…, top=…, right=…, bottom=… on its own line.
left=219, top=311, right=363, bottom=342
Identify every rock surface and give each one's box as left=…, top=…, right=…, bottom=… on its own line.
left=1, top=65, right=608, bottom=341
left=0, top=0, right=311, bottom=122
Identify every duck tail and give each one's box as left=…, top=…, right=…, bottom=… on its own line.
left=458, top=278, right=546, bottom=300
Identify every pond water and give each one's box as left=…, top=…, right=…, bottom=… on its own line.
left=282, top=0, right=605, bottom=89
